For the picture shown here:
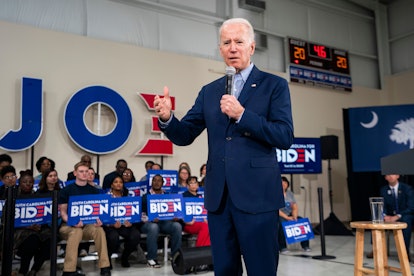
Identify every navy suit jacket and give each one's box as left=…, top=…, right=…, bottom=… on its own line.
left=380, top=182, right=414, bottom=218
left=161, top=65, right=294, bottom=213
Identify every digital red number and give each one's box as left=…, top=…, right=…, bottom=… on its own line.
left=313, top=45, right=326, bottom=58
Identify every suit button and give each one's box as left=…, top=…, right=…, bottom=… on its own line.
left=244, top=132, right=251, bottom=136
left=226, top=137, right=232, bottom=141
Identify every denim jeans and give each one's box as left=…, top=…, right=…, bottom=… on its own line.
left=140, top=220, right=182, bottom=260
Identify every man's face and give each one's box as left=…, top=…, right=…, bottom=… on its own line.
left=116, top=162, right=127, bottom=174
left=74, top=165, right=89, bottom=181
left=385, top=174, right=399, bottom=185
left=219, top=23, right=255, bottom=72
left=81, top=156, right=92, bottom=167
left=2, top=172, right=17, bottom=187
left=151, top=175, right=164, bottom=191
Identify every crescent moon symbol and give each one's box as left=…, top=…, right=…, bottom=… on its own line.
left=360, top=111, right=378, bottom=128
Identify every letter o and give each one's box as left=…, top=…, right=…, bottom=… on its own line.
left=64, top=86, right=132, bottom=154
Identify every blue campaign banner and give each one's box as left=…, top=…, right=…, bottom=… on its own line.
left=67, top=194, right=111, bottom=226
left=197, top=187, right=204, bottom=198
left=276, top=137, right=322, bottom=174
left=347, top=104, right=414, bottom=172
left=14, top=197, right=53, bottom=227
left=183, top=197, right=207, bottom=223
left=147, top=193, right=183, bottom=221
left=282, top=218, right=314, bottom=245
left=147, top=170, right=178, bottom=193
left=109, top=196, right=141, bottom=224
left=125, top=181, right=148, bottom=197
left=170, top=186, right=188, bottom=194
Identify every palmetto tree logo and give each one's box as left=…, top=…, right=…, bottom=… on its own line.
left=389, top=118, right=414, bottom=149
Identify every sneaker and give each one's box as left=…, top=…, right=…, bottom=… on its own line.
left=79, top=249, right=88, bottom=257
left=280, top=248, right=290, bottom=254
left=303, top=247, right=312, bottom=252
left=147, top=259, right=161, bottom=268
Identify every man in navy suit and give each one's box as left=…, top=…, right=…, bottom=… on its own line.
left=380, top=174, right=414, bottom=258
left=153, top=18, right=293, bottom=275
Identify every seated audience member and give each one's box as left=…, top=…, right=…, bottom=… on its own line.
left=102, top=159, right=127, bottom=190
left=58, top=162, right=111, bottom=276
left=15, top=170, right=51, bottom=276
left=367, top=174, right=414, bottom=259
left=139, top=160, right=154, bottom=181
left=67, top=155, right=100, bottom=182
left=151, top=163, right=162, bottom=170
left=179, top=162, right=191, bottom=175
left=34, top=156, right=56, bottom=181
left=181, top=176, right=210, bottom=247
left=198, top=163, right=206, bottom=187
left=36, top=168, right=61, bottom=194
left=122, top=168, right=136, bottom=183
left=0, top=153, right=12, bottom=171
left=178, top=166, right=190, bottom=188
left=278, top=176, right=311, bottom=253
left=87, top=167, right=102, bottom=190
left=104, top=176, right=140, bottom=268
left=140, top=174, right=182, bottom=268
left=0, top=165, right=18, bottom=199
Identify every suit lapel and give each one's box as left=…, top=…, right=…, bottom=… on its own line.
left=238, top=66, right=261, bottom=106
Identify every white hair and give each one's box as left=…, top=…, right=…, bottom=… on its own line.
left=219, top=18, right=255, bottom=44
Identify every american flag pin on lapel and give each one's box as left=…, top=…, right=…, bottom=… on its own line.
left=251, top=84, right=256, bottom=87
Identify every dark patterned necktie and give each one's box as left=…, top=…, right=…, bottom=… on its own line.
left=391, top=188, right=399, bottom=213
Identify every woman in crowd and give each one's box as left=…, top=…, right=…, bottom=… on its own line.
left=34, top=156, right=56, bottom=181
left=122, top=168, right=136, bottom=183
left=181, top=176, right=210, bottom=247
left=87, top=167, right=102, bottom=190
left=36, top=168, right=61, bottom=194
left=198, top=163, right=206, bottom=187
left=15, top=170, right=51, bottom=276
left=179, top=162, right=191, bottom=174
left=178, top=166, right=190, bottom=188
left=104, top=176, right=141, bottom=267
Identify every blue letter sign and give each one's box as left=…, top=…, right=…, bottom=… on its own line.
left=64, top=86, right=132, bottom=154
left=0, top=77, right=43, bottom=151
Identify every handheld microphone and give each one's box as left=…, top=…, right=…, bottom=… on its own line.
left=225, top=66, right=236, bottom=95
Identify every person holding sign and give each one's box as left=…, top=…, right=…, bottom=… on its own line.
left=58, top=162, right=111, bottom=276
left=278, top=177, right=311, bottom=253
left=104, top=175, right=141, bottom=268
left=154, top=18, right=293, bottom=275
left=181, top=176, right=210, bottom=247
left=140, top=174, right=182, bottom=268
left=13, top=169, right=51, bottom=276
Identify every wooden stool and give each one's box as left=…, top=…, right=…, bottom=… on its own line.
left=350, top=221, right=411, bottom=276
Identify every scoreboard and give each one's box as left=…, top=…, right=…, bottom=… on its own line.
left=288, top=37, right=352, bottom=91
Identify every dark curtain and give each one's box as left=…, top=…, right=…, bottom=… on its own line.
left=343, top=108, right=414, bottom=221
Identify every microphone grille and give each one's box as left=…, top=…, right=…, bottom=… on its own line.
left=225, top=66, right=236, bottom=75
